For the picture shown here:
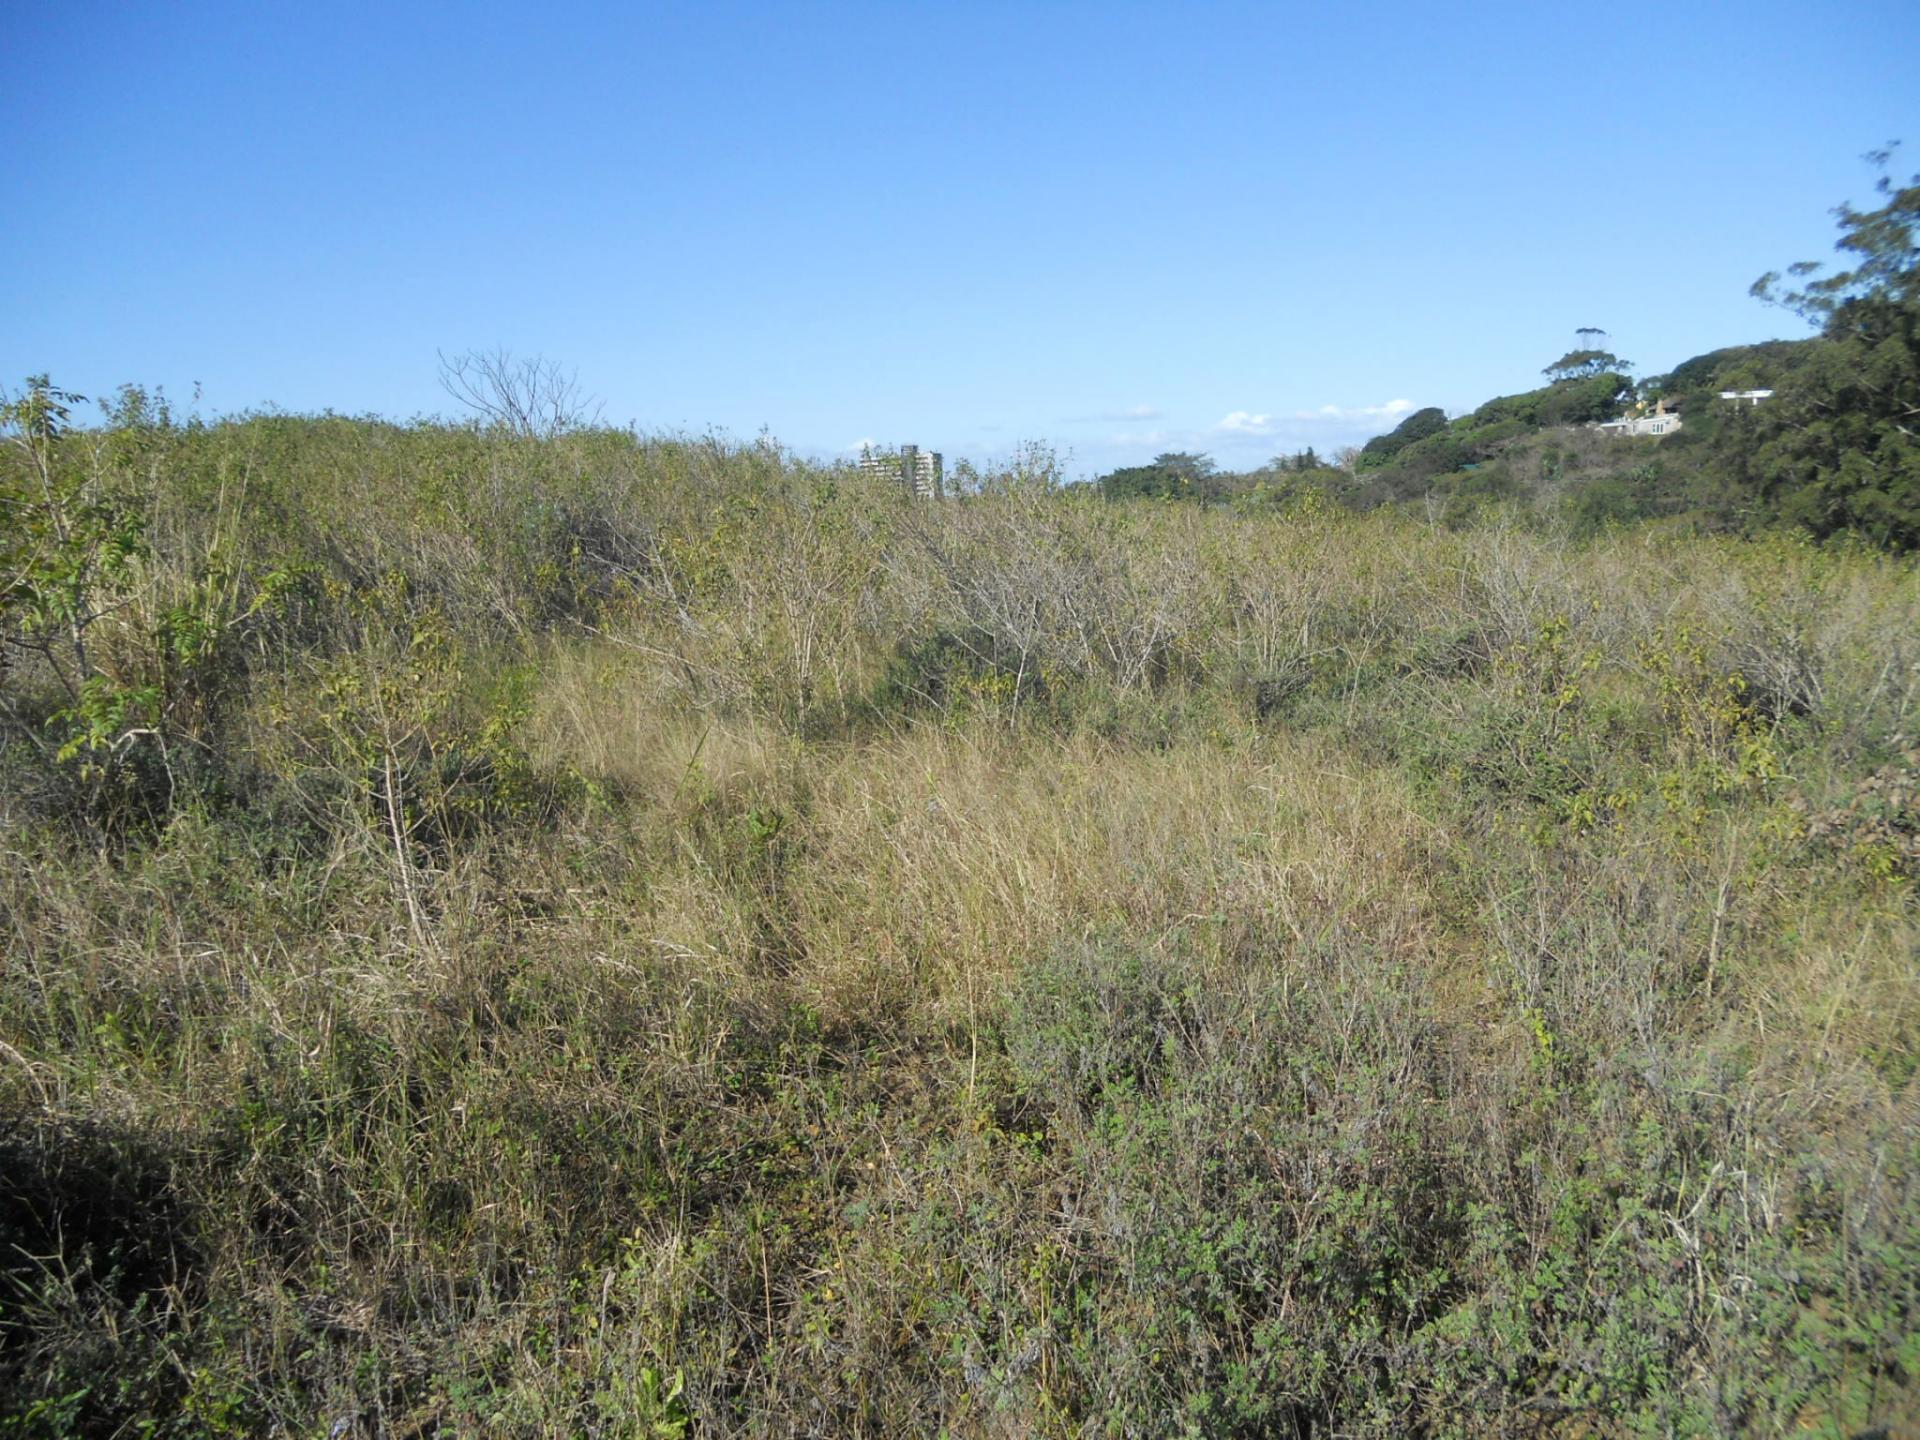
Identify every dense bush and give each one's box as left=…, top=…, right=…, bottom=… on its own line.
left=1358, top=406, right=1449, bottom=467
left=2, top=395, right=1917, bottom=1435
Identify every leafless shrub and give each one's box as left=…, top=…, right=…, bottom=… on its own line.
left=1469, top=523, right=1575, bottom=650
left=1696, top=571, right=1829, bottom=720
left=893, top=492, right=1211, bottom=704
left=436, top=347, right=602, bottom=438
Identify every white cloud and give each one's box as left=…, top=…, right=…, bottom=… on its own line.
left=1216, top=410, right=1275, bottom=435
left=1110, top=428, right=1170, bottom=447
left=842, top=436, right=878, bottom=454
left=1293, top=398, right=1416, bottom=422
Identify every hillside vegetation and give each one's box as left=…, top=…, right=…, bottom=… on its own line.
left=3, top=392, right=1918, bottom=1437
left=1102, top=160, right=1920, bottom=555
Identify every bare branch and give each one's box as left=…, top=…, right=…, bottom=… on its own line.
left=435, top=348, right=603, bottom=438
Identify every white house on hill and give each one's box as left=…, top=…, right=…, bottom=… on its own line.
left=1594, top=398, right=1681, bottom=438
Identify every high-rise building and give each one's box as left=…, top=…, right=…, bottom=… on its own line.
left=859, top=444, right=945, bottom=499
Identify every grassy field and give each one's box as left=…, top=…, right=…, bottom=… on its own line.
left=3, top=409, right=1918, bottom=1436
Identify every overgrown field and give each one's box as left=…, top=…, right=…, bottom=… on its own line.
left=3, top=407, right=1918, bottom=1437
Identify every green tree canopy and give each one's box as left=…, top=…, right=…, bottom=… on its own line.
left=1723, top=149, right=1920, bottom=548
left=1542, top=349, right=1633, bottom=384
left=1752, top=145, right=1920, bottom=325
left=1099, top=451, right=1219, bottom=502
left=1357, top=406, right=1447, bottom=468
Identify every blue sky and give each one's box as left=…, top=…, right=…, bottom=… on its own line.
left=6, top=2, right=1917, bottom=476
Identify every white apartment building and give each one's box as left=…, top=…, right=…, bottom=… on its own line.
left=859, top=444, right=945, bottom=499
